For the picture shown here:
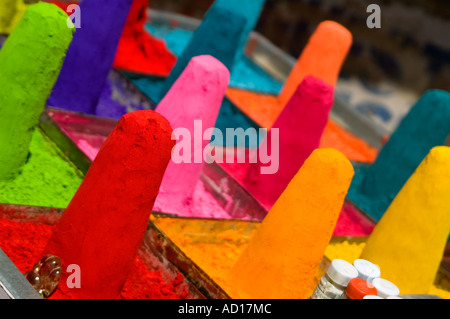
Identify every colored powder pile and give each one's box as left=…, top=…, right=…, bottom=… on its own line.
left=95, top=70, right=154, bottom=120
left=43, top=111, right=175, bottom=299
left=0, top=2, right=74, bottom=180
left=0, top=0, right=27, bottom=34
left=48, top=0, right=134, bottom=114
left=228, top=149, right=354, bottom=299
left=319, top=120, right=378, bottom=163
left=348, top=90, right=450, bottom=222
left=334, top=202, right=375, bottom=237
left=113, top=0, right=177, bottom=76
left=324, top=238, right=368, bottom=263
left=360, top=146, right=450, bottom=294
left=151, top=218, right=450, bottom=299
left=150, top=215, right=259, bottom=292
left=229, top=56, right=283, bottom=95
left=0, top=129, right=83, bottom=208
left=0, top=218, right=185, bottom=299
left=184, top=181, right=235, bottom=219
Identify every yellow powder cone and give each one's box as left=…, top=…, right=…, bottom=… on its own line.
left=227, top=148, right=355, bottom=299
left=0, top=0, right=27, bottom=35
left=361, top=146, right=450, bottom=294
left=278, top=21, right=353, bottom=107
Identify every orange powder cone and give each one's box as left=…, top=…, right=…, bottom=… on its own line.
left=278, top=21, right=353, bottom=107
left=227, top=148, right=355, bottom=299
left=360, top=146, right=450, bottom=294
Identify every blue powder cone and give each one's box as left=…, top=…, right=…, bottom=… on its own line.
left=158, top=7, right=246, bottom=102
left=209, top=0, right=266, bottom=62
left=348, top=90, right=450, bottom=222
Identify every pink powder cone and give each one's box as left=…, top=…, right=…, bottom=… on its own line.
left=154, top=55, right=230, bottom=214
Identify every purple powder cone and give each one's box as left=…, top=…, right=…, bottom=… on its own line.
left=47, top=0, right=133, bottom=114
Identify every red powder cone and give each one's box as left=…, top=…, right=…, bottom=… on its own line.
left=50, top=1, right=77, bottom=11
left=43, top=110, right=175, bottom=299
left=113, top=0, right=177, bottom=76
left=245, top=76, right=335, bottom=209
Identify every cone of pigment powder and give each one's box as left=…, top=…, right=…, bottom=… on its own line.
left=113, top=0, right=177, bottom=76
left=243, top=76, right=334, bottom=209
left=0, top=0, right=27, bottom=35
left=278, top=20, right=352, bottom=106
left=360, top=146, right=450, bottom=294
left=158, top=6, right=246, bottom=102
left=0, top=2, right=74, bottom=180
left=43, top=111, right=175, bottom=299
left=347, top=90, right=450, bottom=222
left=48, top=0, right=134, bottom=114
left=226, top=20, right=353, bottom=129
left=227, top=148, right=355, bottom=299
left=208, top=0, right=266, bottom=63
left=153, top=55, right=230, bottom=215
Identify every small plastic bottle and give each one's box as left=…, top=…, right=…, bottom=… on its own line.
left=310, top=259, right=359, bottom=299
left=341, top=278, right=378, bottom=299
left=353, top=259, right=381, bottom=283
left=372, top=278, right=401, bottom=299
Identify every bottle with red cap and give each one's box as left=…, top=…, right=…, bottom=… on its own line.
left=341, top=278, right=378, bottom=299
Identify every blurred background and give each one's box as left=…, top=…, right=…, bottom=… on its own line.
left=151, top=0, right=450, bottom=93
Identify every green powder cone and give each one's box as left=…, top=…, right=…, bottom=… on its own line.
left=0, top=2, right=74, bottom=180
